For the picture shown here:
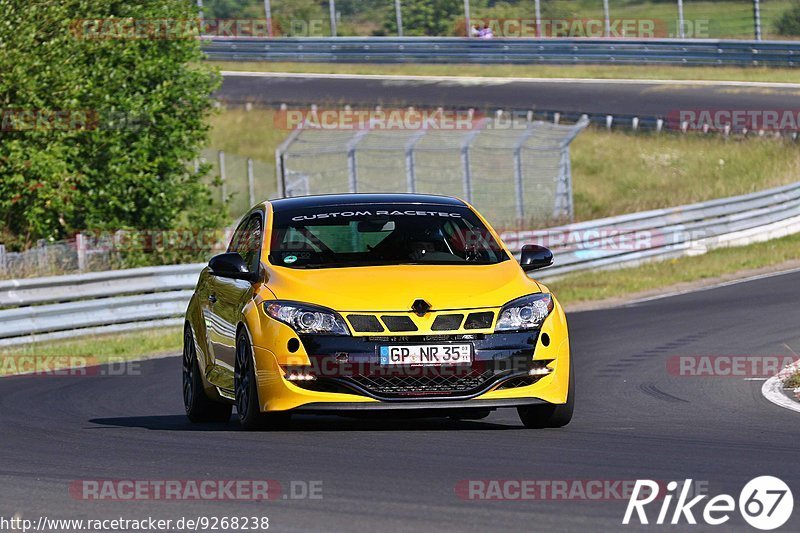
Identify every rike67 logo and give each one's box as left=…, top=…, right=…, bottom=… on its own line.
left=624, top=477, right=793, bottom=530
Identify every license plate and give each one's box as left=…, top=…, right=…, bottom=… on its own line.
left=379, top=344, right=472, bottom=366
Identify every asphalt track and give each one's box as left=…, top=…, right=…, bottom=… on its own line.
left=1, top=269, right=799, bottom=532
left=217, top=72, right=800, bottom=116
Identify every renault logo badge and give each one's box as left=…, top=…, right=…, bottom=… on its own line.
left=411, top=299, right=431, bottom=316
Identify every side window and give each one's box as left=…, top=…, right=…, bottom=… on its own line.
left=228, top=215, right=263, bottom=272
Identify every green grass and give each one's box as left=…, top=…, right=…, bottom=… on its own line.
left=207, top=108, right=800, bottom=222
left=211, top=61, right=800, bottom=84
left=786, top=372, right=800, bottom=389
left=0, top=327, right=182, bottom=376
left=570, top=130, right=800, bottom=220
left=547, top=232, right=800, bottom=304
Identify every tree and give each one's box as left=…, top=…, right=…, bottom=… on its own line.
left=384, top=0, right=464, bottom=36
left=0, top=0, right=223, bottom=252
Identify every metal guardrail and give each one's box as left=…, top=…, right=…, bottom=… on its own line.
left=2, top=181, right=800, bottom=345
left=503, top=181, right=800, bottom=279
left=202, top=37, right=800, bottom=67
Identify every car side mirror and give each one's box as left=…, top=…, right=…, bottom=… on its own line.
left=208, top=252, right=260, bottom=283
left=519, top=245, right=554, bottom=272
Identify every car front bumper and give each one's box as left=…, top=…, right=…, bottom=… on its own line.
left=249, top=305, right=571, bottom=413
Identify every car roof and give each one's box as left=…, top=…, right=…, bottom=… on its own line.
left=269, top=193, right=467, bottom=212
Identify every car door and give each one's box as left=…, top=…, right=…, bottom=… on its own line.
left=205, top=213, right=263, bottom=392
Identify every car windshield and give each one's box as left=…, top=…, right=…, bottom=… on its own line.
left=269, top=203, right=509, bottom=269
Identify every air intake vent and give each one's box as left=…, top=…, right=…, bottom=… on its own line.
left=347, top=314, right=384, bottom=333
left=431, top=314, right=464, bottom=331
left=464, top=312, right=494, bottom=329
left=381, top=315, right=418, bottom=332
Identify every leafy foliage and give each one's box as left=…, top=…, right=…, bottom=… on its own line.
left=384, top=0, right=464, bottom=36
left=776, top=2, right=800, bottom=35
left=0, top=0, right=223, bottom=255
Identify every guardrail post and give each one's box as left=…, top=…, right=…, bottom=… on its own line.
left=0, top=244, right=6, bottom=275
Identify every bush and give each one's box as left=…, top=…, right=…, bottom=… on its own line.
left=0, top=0, right=224, bottom=253
left=776, top=2, right=800, bottom=36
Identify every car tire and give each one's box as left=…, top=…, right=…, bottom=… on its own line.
left=183, top=325, right=232, bottom=423
left=517, top=363, right=574, bottom=429
left=235, top=330, right=291, bottom=431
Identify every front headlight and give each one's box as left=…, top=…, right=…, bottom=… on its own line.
left=264, top=302, right=350, bottom=336
left=495, top=293, right=553, bottom=332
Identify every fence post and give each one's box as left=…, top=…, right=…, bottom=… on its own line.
left=677, top=0, right=685, bottom=38
left=395, top=0, right=403, bottom=37
left=76, top=233, right=87, bottom=272
left=460, top=123, right=485, bottom=204
left=329, top=0, right=337, bottom=36
left=218, top=150, right=227, bottom=203
left=404, top=129, right=427, bottom=193
left=553, top=149, right=574, bottom=221
left=37, top=240, right=47, bottom=273
left=753, top=0, right=762, bottom=40
left=247, top=158, right=256, bottom=207
left=346, top=129, right=370, bottom=193
left=603, top=0, right=611, bottom=37
left=263, top=0, right=273, bottom=37
left=463, top=0, right=471, bottom=37
left=0, top=244, right=6, bottom=275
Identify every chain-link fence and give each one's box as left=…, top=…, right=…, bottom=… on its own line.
left=276, top=115, right=588, bottom=229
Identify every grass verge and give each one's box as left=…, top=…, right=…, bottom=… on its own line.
left=785, top=372, right=800, bottom=389
left=547, top=232, right=800, bottom=305
left=211, top=61, right=800, bottom=84
left=0, top=327, right=182, bottom=376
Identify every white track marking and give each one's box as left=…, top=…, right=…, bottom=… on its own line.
left=761, top=359, right=800, bottom=414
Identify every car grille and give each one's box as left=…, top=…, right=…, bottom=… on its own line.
left=381, top=315, right=418, bottom=332
left=347, top=367, right=497, bottom=398
left=347, top=314, right=384, bottom=333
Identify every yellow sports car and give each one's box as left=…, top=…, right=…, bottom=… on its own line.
left=183, top=194, right=573, bottom=429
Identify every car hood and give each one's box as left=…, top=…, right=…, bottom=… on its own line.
left=263, top=260, right=541, bottom=312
